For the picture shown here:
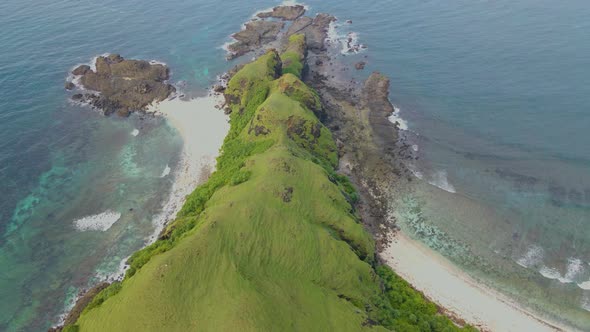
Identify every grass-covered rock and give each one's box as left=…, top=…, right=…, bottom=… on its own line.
left=281, top=34, right=306, bottom=78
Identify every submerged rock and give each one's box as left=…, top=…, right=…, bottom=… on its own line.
left=355, top=61, right=366, bottom=70
left=256, top=5, right=306, bottom=21
left=227, top=21, right=285, bottom=60
left=67, top=54, right=175, bottom=116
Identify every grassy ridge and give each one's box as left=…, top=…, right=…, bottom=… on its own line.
left=71, top=48, right=475, bottom=332
left=280, top=34, right=306, bottom=78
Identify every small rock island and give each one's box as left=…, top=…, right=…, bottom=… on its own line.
left=67, top=54, right=175, bottom=116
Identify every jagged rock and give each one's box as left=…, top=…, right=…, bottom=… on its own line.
left=227, top=21, right=285, bottom=59
left=288, top=14, right=336, bottom=51
left=355, top=61, right=366, bottom=70
left=64, top=82, right=75, bottom=90
left=286, top=16, right=313, bottom=36
left=363, top=72, right=394, bottom=117
left=66, top=54, right=175, bottom=116
left=71, top=93, right=84, bottom=101
left=72, top=65, right=91, bottom=76
left=257, top=5, right=306, bottom=20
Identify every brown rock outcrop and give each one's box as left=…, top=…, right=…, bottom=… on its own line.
left=256, top=5, right=306, bottom=20
left=67, top=54, right=175, bottom=116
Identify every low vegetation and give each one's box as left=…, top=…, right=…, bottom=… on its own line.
left=66, top=49, right=475, bottom=332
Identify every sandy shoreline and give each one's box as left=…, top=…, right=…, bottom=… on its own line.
left=145, top=94, right=229, bottom=238
left=381, top=231, right=576, bottom=332
left=56, top=94, right=229, bottom=327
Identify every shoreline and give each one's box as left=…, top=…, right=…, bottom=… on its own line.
left=55, top=94, right=229, bottom=328
left=380, top=231, right=575, bottom=332
left=145, top=94, right=229, bottom=239
left=306, top=18, right=580, bottom=331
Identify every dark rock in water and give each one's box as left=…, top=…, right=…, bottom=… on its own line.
left=71, top=93, right=84, bottom=101
left=355, top=61, right=366, bottom=70
left=286, top=16, right=313, bottom=36
left=361, top=72, right=398, bottom=151
left=72, top=64, right=91, bottom=76
left=346, top=20, right=353, bottom=24
left=213, top=85, right=225, bottom=93
left=363, top=72, right=395, bottom=117
left=257, top=5, right=306, bottom=21
left=64, top=82, right=75, bottom=90
left=66, top=54, right=175, bottom=116
left=227, top=21, right=285, bottom=60
left=288, top=14, right=335, bottom=51
left=105, top=53, right=124, bottom=64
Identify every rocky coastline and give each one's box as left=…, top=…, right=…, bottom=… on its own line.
left=269, top=8, right=411, bottom=251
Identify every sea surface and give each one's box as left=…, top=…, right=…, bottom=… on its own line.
left=0, top=0, right=588, bottom=330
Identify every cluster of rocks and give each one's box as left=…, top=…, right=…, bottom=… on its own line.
left=66, top=54, right=175, bottom=116
left=286, top=13, right=336, bottom=51
left=227, top=21, right=285, bottom=60
left=226, top=5, right=338, bottom=60
left=256, top=4, right=306, bottom=20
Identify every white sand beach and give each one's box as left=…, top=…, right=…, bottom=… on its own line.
left=145, top=94, right=229, bottom=238
left=381, top=232, right=577, bottom=332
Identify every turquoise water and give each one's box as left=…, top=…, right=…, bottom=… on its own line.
left=1, top=0, right=589, bottom=330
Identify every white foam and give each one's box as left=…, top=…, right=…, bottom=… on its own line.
left=131, top=129, right=139, bottom=136
left=219, top=41, right=233, bottom=53
left=408, top=166, right=456, bottom=194
left=538, top=257, right=586, bottom=284
left=539, top=265, right=565, bottom=281
left=388, top=106, right=409, bottom=130
left=149, top=60, right=166, bottom=66
left=326, top=21, right=366, bottom=55
left=565, top=258, right=584, bottom=281
left=281, top=0, right=309, bottom=9
left=577, top=280, right=590, bottom=290
left=430, top=170, right=456, bottom=193
left=516, top=245, right=544, bottom=268
left=73, top=210, right=121, bottom=231
left=582, top=296, right=590, bottom=312
left=89, top=53, right=111, bottom=72
left=160, top=164, right=171, bottom=178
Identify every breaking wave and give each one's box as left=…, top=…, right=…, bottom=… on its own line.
left=73, top=210, right=121, bottom=232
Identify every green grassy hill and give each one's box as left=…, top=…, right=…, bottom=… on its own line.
left=67, top=38, right=475, bottom=332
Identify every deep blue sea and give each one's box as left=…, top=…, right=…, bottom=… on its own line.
left=0, top=0, right=588, bottom=330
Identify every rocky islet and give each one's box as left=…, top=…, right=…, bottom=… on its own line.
left=67, top=54, right=175, bottom=116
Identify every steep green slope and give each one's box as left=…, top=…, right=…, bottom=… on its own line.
left=70, top=47, right=474, bottom=332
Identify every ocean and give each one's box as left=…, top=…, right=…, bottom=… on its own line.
left=0, top=0, right=588, bottom=330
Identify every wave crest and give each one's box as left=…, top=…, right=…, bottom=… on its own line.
left=73, top=211, right=121, bottom=231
